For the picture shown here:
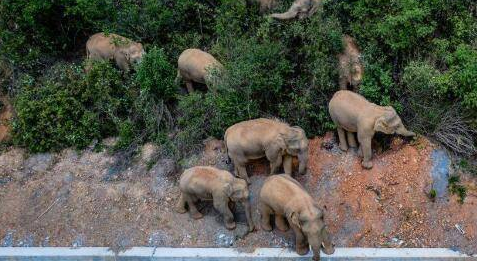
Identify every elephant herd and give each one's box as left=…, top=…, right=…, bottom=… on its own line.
left=83, top=4, right=416, bottom=260
left=176, top=103, right=413, bottom=260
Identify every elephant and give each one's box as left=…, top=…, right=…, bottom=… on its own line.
left=224, top=118, right=309, bottom=184
left=338, top=35, right=364, bottom=92
left=175, top=49, right=224, bottom=93
left=259, top=174, right=335, bottom=261
left=328, top=90, right=416, bottom=169
left=270, top=0, right=321, bottom=20
left=86, top=33, right=145, bottom=72
left=176, top=166, right=254, bottom=232
left=247, top=0, right=277, bottom=13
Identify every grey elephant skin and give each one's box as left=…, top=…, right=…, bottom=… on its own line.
left=259, top=174, right=335, bottom=261
left=175, top=48, right=224, bottom=93
left=224, top=118, right=309, bottom=184
left=176, top=166, right=254, bottom=232
left=86, top=33, right=144, bottom=72
left=338, top=35, right=364, bottom=92
left=270, top=0, right=321, bottom=20
left=328, top=90, right=415, bottom=169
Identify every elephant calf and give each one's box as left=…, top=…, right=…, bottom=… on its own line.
left=225, top=118, right=309, bottom=184
left=270, top=0, right=321, bottom=20
left=176, top=166, right=254, bottom=232
left=259, top=175, right=335, bottom=261
left=329, top=90, right=415, bottom=169
left=176, top=49, right=223, bottom=93
left=338, top=35, right=363, bottom=92
left=86, top=32, right=144, bottom=72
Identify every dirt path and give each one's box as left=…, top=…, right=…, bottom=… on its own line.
left=0, top=135, right=475, bottom=254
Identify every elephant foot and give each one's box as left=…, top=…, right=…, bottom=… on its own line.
left=339, top=143, right=348, bottom=151
left=191, top=212, right=204, bottom=219
left=296, top=244, right=309, bottom=256
left=261, top=221, right=272, bottom=232
left=225, top=221, right=236, bottom=230
left=248, top=224, right=255, bottom=232
left=175, top=207, right=187, bottom=214
left=275, top=219, right=289, bottom=232
left=361, top=160, right=373, bottom=169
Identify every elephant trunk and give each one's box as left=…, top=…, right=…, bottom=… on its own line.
left=270, top=9, right=298, bottom=20
left=298, top=150, right=308, bottom=175
left=308, top=234, right=323, bottom=261
left=396, top=125, right=415, bottom=137
left=243, top=200, right=254, bottom=232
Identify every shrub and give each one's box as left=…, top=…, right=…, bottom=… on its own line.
left=135, top=47, right=176, bottom=101
left=12, top=62, right=129, bottom=152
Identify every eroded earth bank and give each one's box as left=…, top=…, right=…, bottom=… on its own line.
left=0, top=135, right=475, bottom=254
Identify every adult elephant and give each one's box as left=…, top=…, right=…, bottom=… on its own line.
left=329, top=90, right=415, bottom=169
left=175, top=49, right=224, bottom=93
left=225, top=118, right=309, bottom=183
left=270, top=0, right=321, bottom=20
left=259, top=174, right=335, bottom=260
left=86, top=33, right=145, bottom=72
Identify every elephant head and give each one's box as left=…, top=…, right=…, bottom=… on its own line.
left=280, top=127, right=309, bottom=175
left=225, top=178, right=254, bottom=231
left=374, top=107, right=415, bottom=137
left=119, top=43, right=145, bottom=65
left=288, top=207, right=335, bottom=260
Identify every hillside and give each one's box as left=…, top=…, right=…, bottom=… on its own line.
left=1, top=135, right=475, bottom=254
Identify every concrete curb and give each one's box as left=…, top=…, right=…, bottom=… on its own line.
left=0, top=247, right=475, bottom=261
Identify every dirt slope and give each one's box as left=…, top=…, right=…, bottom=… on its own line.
left=0, top=135, right=475, bottom=254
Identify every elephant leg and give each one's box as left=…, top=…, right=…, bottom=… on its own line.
left=339, top=77, right=348, bottom=90
left=283, top=155, right=293, bottom=176
left=275, top=215, right=289, bottom=232
left=236, top=164, right=250, bottom=184
left=176, top=193, right=187, bottom=213
left=290, top=223, right=309, bottom=255
left=184, top=193, right=203, bottom=219
left=269, top=155, right=283, bottom=175
left=358, top=133, right=373, bottom=169
left=357, top=144, right=363, bottom=157
left=214, top=197, right=235, bottom=230
left=259, top=202, right=273, bottom=231
left=347, top=131, right=357, bottom=148
left=185, top=81, right=194, bottom=93
left=337, top=127, right=348, bottom=151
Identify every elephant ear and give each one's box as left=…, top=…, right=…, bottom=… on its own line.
left=119, top=48, right=130, bottom=61
left=288, top=212, right=301, bottom=228
left=374, top=108, right=397, bottom=134
left=283, top=127, right=304, bottom=150
left=224, top=183, right=234, bottom=197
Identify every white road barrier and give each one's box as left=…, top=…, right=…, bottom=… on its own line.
left=0, top=247, right=475, bottom=261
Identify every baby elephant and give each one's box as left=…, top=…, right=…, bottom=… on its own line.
left=259, top=175, right=335, bottom=261
left=86, top=32, right=144, bottom=72
left=225, top=118, right=309, bottom=184
left=176, top=49, right=223, bottom=93
left=329, top=90, right=415, bottom=169
left=338, top=35, right=363, bottom=92
left=270, top=0, right=321, bottom=20
left=176, top=166, right=254, bottom=232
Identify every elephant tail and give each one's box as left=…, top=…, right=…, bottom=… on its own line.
left=174, top=69, right=182, bottom=85
left=223, top=132, right=231, bottom=165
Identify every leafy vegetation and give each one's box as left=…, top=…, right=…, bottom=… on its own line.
left=1, top=0, right=476, bottom=158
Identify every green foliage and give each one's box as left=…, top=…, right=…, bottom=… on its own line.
left=1, top=0, right=476, bottom=159
left=448, top=175, right=467, bottom=204
left=135, top=47, right=176, bottom=101
left=12, top=62, right=129, bottom=152
left=428, top=189, right=437, bottom=201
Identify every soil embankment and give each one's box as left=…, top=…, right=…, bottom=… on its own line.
left=0, top=135, right=475, bottom=254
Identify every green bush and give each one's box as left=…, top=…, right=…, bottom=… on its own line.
left=12, top=62, right=129, bottom=152
left=135, top=47, right=176, bottom=101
